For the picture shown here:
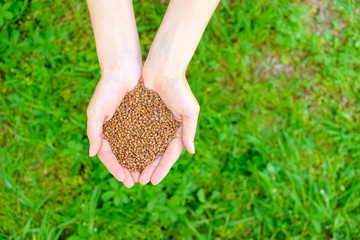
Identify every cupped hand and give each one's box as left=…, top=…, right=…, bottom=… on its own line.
left=87, top=69, right=141, bottom=188
left=139, top=66, right=200, bottom=185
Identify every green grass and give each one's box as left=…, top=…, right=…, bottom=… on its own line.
left=1, top=0, right=360, bottom=239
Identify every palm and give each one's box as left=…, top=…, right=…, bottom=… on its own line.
left=140, top=76, right=200, bottom=185
left=87, top=70, right=140, bottom=188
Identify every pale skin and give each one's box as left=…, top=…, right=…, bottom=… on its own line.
left=86, top=0, right=219, bottom=188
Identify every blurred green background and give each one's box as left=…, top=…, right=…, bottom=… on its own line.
left=1, top=0, right=360, bottom=239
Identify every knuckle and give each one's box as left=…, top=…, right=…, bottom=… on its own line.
left=194, top=103, right=200, bottom=114
left=86, top=106, right=94, bottom=117
left=183, top=103, right=200, bottom=118
left=189, top=103, right=200, bottom=116
left=86, top=128, right=92, bottom=138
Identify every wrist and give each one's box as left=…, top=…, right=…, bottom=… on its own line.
left=142, top=63, right=185, bottom=80
left=100, top=67, right=141, bottom=85
left=99, top=49, right=142, bottom=75
left=144, top=41, right=189, bottom=77
left=101, top=66, right=141, bottom=77
left=143, top=56, right=187, bottom=82
left=142, top=64, right=187, bottom=90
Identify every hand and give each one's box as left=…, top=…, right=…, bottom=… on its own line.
left=139, top=66, right=200, bottom=185
left=87, top=69, right=141, bottom=188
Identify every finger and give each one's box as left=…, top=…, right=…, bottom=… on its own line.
left=123, top=168, right=135, bottom=188
left=181, top=110, right=199, bottom=154
left=131, top=171, right=140, bottom=183
left=151, top=136, right=184, bottom=185
left=98, top=140, right=125, bottom=182
left=87, top=107, right=104, bottom=157
left=139, top=157, right=161, bottom=185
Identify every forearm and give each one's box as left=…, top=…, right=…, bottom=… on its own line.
left=87, top=0, right=141, bottom=74
left=144, top=0, right=219, bottom=75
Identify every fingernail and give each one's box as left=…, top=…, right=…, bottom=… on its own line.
left=151, top=176, right=159, bottom=185
left=89, top=144, right=94, bottom=157
left=139, top=181, right=148, bottom=185
left=124, top=180, right=134, bottom=188
left=151, top=179, right=160, bottom=185
left=191, top=142, right=195, bottom=154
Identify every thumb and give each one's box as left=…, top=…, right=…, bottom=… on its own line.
left=87, top=107, right=104, bottom=157
left=181, top=106, right=200, bottom=154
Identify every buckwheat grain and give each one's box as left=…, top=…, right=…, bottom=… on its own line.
left=102, top=80, right=181, bottom=172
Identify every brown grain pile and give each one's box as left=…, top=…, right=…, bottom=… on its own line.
left=103, top=80, right=180, bottom=172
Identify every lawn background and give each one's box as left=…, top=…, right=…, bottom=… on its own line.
left=1, top=0, right=360, bottom=239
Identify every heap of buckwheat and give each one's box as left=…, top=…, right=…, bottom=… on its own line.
left=103, top=80, right=181, bottom=172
